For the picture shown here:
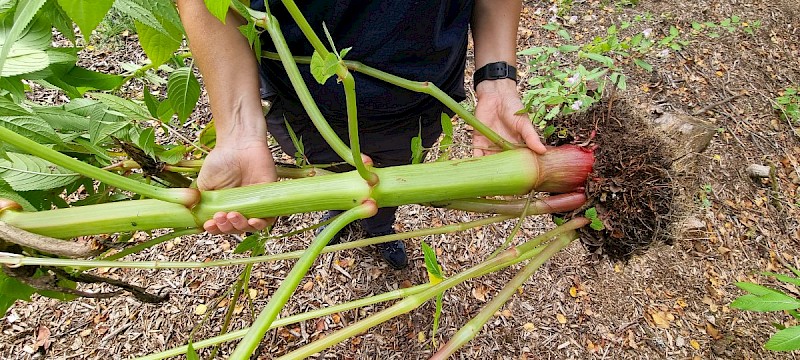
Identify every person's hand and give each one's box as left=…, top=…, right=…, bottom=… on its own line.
left=473, top=79, right=547, bottom=157
left=197, top=141, right=278, bottom=234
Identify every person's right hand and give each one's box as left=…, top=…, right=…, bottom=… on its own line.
left=197, top=141, right=278, bottom=234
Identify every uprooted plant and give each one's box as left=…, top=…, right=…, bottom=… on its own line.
left=0, top=0, right=627, bottom=358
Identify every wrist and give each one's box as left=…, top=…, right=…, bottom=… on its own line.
left=475, top=78, right=518, bottom=98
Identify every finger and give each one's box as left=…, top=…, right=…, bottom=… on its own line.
left=248, top=218, right=271, bottom=231
left=472, top=134, right=488, bottom=157
left=203, top=219, right=221, bottom=234
left=227, top=212, right=254, bottom=232
left=514, top=117, right=547, bottom=154
left=213, top=212, right=236, bottom=234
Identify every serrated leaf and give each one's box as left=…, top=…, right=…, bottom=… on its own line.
left=590, top=217, right=605, bottom=231
left=167, top=67, right=200, bottom=124
left=0, top=0, right=47, bottom=75
left=61, top=66, right=124, bottom=90
left=765, top=326, right=800, bottom=351
left=87, top=105, right=128, bottom=144
left=89, top=92, right=151, bottom=120
left=203, top=0, right=229, bottom=23
left=0, top=96, right=30, bottom=116
left=30, top=106, right=89, bottom=131
left=155, top=99, right=173, bottom=122
left=731, top=291, right=800, bottom=312
left=0, top=152, right=80, bottom=191
left=309, top=50, right=338, bottom=85
left=0, top=270, right=37, bottom=314
left=761, top=272, right=800, bottom=287
left=158, top=144, right=185, bottom=164
left=0, top=115, right=61, bottom=145
left=234, top=233, right=264, bottom=254
left=136, top=127, right=156, bottom=158
left=56, top=0, right=114, bottom=38
left=113, top=0, right=168, bottom=36
left=143, top=87, right=159, bottom=117
left=41, top=0, right=75, bottom=42
left=0, top=15, right=51, bottom=77
left=135, top=20, right=180, bottom=68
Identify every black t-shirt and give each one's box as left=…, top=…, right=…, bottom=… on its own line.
left=251, top=0, right=473, bottom=124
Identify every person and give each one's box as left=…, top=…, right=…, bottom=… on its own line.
left=176, top=0, right=546, bottom=270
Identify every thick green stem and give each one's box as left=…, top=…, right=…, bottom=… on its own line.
left=0, top=215, right=512, bottom=269
left=341, top=69, right=378, bottom=184
left=260, top=51, right=516, bottom=151
left=431, top=231, right=578, bottom=359
left=0, top=149, right=550, bottom=238
left=135, top=283, right=433, bottom=360
left=0, top=127, right=199, bottom=207
left=261, top=12, right=355, bottom=165
left=229, top=203, right=377, bottom=359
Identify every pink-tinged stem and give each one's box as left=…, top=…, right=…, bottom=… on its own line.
left=534, top=145, right=595, bottom=193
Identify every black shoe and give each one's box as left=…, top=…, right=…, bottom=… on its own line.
left=371, top=231, right=408, bottom=270
left=317, top=211, right=360, bottom=245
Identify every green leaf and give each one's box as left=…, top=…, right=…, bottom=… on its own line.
left=61, top=66, right=124, bottom=90
left=136, top=127, right=156, bottom=158
left=633, top=59, right=653, bottom=72
left=0, top=15, right=51, bottom=77
left=0, top=177, right=35, bottom=210
left=187, top=341, right=200, bottom=360
left=410, top=135, right=423, bottom=164
left=113, top=0, right=168, bottom=36
left=581, top=52, right=614, bottom=67
left=30, top=106, right=90, bottom=131
left=89, top=92, right=151, bottom=120
left=203, top=0, right=229, bottom=23
left=234, top=233, right=265, bottom=254
left=135, top=20, right=180, bottom=68
left=0, top=115, right=61, bottom=145
left=0, top=270, right=37, bottom=314
left=765, top=326, right=800, bottom=351
left=0, top=0, right=47, bottom=75
left=309, top=50, right=339, bottom=84
left=421, top=241, right=443, bottom=282
left=0, top=152, right=80, bottom=191
left=142, top=86, right=159, bottom=117
left=167, top=66, right=200, bottom=124
left=437, top=112, right=453, bottom=161
left=0, top=96, right=30, bottom=116
left=731, top=283, right=800, bottom=312
left=339, top=47, right=352, bottom=59
left=158, top=144, right=185, bottom=164
left=0, top=0, right=14, bottom=17
left=41, top=0, right=76, bottom=42
left=557, top=29, right=571, bottom=41
left=761, top=272, right=800, bottom=287
left=56, top=0, right=114, bottom=38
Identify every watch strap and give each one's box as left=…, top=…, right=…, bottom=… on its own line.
left=473, top=61, right=517, bottom=89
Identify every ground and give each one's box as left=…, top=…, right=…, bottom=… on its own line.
left=2, top=0, right=800, bottom=359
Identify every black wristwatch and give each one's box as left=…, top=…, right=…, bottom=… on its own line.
left=473, top=61, right=517, bottom=90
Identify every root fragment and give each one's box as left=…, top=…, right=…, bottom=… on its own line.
left=0, top=222, right=100, bottom=258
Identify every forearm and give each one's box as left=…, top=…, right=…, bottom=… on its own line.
left=472, top=0, right=521, bottom=68
left=176, top=1, right=266, bottom=149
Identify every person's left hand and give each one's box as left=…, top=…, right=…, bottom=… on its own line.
left=473, top=78, right=547, bottom=157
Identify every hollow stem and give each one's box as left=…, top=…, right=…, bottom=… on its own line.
left=0, top=126, right=199, bottom=207
left=260, top=51, right=516, bottom=151
left=431, top=231, right=579, bottom=359
left=229, top=203, right=377, bottom=359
